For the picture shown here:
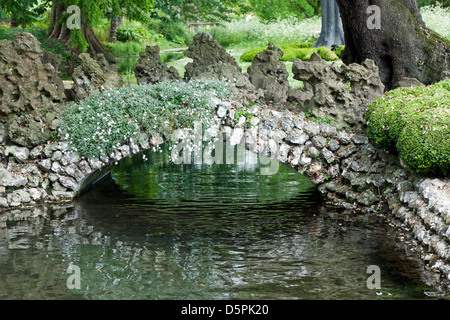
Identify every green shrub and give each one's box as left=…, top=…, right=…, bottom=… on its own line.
left=117, top=24, right=153, bottom=43
left=366, top=80, right=450, bottom=176
left=60, top=79, right=230, bottom=157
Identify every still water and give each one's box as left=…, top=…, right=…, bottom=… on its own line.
left=0, top=144, right=437, bottom=299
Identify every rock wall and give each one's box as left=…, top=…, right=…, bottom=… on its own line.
left=290, top=54, right=385, bottom=132
left=70, top=53, right=126, bottom=101
left=134, top=45, right=180, bottom=85
left=0, top=32, right=66, bottom=148
left=247, top=42, right=291, bottom=104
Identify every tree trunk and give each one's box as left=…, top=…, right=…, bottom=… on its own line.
left=10, top=17, right=19, bottom=28
left=109, top=17, right=123, bottom=43
left=336, top=0, right=450, bottom=90
left=312, top=0, right=345, bottom=49
left=47, top=1, right=115, bottom=63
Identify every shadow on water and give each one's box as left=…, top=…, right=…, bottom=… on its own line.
left=0, top=143, right=441, bottom=300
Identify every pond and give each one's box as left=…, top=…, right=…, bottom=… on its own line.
left=0, top=144, right=438, bottom=300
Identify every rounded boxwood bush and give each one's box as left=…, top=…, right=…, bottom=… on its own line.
left=366, top=79, right=450, bottom=176
left=397, top=111, right=449, bottom=176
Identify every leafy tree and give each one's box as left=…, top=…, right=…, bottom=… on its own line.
left=417, top=0, right=449, bottom=7
left=152, top=0, right=242, bottom=23
left=249, top=0, right=321, bottom=21
left=0, top=0, right=49, bottom=27
left=47, top=0, right=153, bottom=60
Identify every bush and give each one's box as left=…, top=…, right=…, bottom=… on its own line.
left=60, top=79, right=230, bottom=157
left=365, top=80, right=450, bottom=176
left=117, top=23, right=153, bottom=43
left=148, top=19, right=191, bottom=46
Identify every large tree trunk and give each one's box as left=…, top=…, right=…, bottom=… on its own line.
left=336, top=0, right=450, bottom=90
left=47, top=1, right=115, bottom=63
left=312, top=0, right=345, bottom=49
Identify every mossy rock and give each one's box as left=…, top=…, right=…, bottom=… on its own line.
left=366, top=79, right=450, bottom=176
left=334, top=45, right=345, bottom=57
left=240, top=43, right=341, bottom=63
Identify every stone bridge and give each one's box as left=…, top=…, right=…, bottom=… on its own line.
left=1, top=32, right=449, bottom=288
left=1, top=100, right=449, bottom=289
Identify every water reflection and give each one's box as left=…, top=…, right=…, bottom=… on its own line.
left=0, top=144, right=437, bottom=300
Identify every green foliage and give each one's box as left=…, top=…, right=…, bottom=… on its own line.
left=418, top=0, right=449, bottom=8
left=191, top=16, right=320, bottom=49
left=366, top=80, right=450, bottom=176
left=0, top=0, right=49, bottom=26
left=60, top=79, right=230, bottom=157
left=249, top=0, right=320, bottom=21
left=240, top=43, right=340, bottom=62
left=70, top=29, right=89, bottom=53
left=104, top=41, right=145, bottom=78
left=305, top=109, right=333, bottom=125
left=152, top=0, right=243, bottom=23
left=117, top=23, right=153, bottom=42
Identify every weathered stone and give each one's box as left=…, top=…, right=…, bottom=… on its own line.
left=307, top=146, right=320, bottom=158
left=59, top=176, right=77, bottom=190
left=291, top=58, right=384, bottom=132
left=350, top=155, right=372, bottom=172
left=38, top=159, right=52, bottom=172
left=337, top=131, right=352, bottom=145
left=321, top=148, right=336, bottom=164
left=312, top=136, right=327, bottom=149
left=29, top=145, right=44, bottom=159
left=51, top=150, right=63, bottom=161
left=366, top=174, right=386, bottom=187
left=51, top=161, right=64, bottom=174
left=357, top=190, right=379, bottom=206
left=327, top=139, right=340, bottom=152
left=335, top=144, right=358, bottom=158
left=4, top=145, right=29, bottom=163
left=283, top=129, right=307, bottom=146
left=320, top=123, right=337, bottom=138
left=393, top=77, right=424, bottom=89
left=281, top=120, right=294, bottom=132
left=28, top=188, right=42, bottom=201
left=134, top=45, right=180, bottom=85
left=60, top=152, right=80, bottom=166
left=65, top=164, right=84, bottom=182
left=352, top=135, right=369, bottom=145
left=7, top=189, right=31, bottom=206
left=0, top=32, right=65, bottom=148
left=247, top=43, right=290, bottom=104
left=303, top=122, right=321, bottom=137
left=183, top=33, right=261, bottom=104
left=71, top=53, right=126, bottom=101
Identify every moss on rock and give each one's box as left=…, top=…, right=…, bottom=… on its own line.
left=366, top=79, right=450, bottom=176
left=240, top=42, right=341, bottom=63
